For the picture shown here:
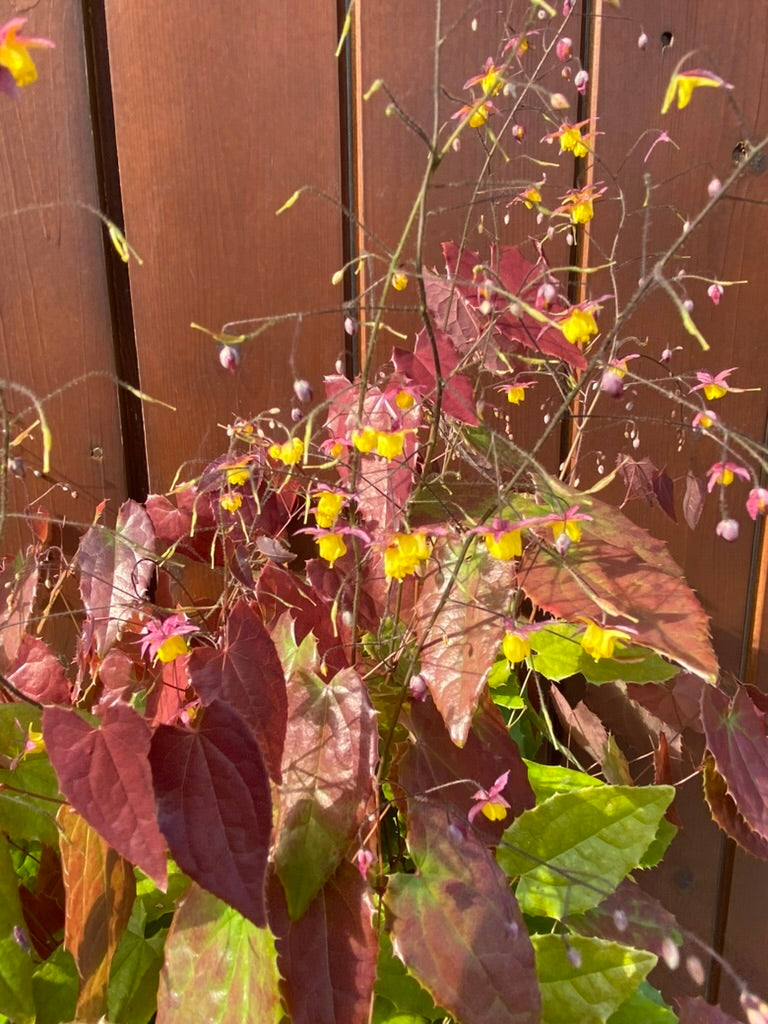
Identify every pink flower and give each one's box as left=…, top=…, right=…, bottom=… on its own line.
left=747, top=488, right=768, bottom=520
left=556, top=38, right=573, bottom=61
left=690, top=368, right=738, bottom=401
left=715, top=518, right=739, bottom=542
left=140, top=613, right=197, bottom=664
left=706, top=461, right=750, bottom=492
left=574, top=69, right=589, bottom=95
left=707, top=283, right=724, bottom=305
left=468, top=770, right=511, bottom=824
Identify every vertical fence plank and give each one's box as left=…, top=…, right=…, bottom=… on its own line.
left=590, top=0, right=768, bottom=1006
left=0, top=0, right=126, bottom=545
left=104, top=0, right=345, bottom=492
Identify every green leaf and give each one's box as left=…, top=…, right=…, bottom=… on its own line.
left=638, top=818, right=678, bottom=870
left=528, top=624, right=678, bottom=685
left=607, top=982, right=677, bottom=1023
left=0, top=832, right=35, bottom=1024
left=31, top=948, right=79, bottom=1024
left=156, top=883, right=283, bottom=1023
left=373, top=929, right=446, bottom=1023
left=524, top=760, right=604, bottom=801
left=108, top=924, right=165, bottom=1024
left=0, top=705, right=61, bottom=844
left=532, top=934, right=656, bottom=1024
left=498, top=785, right=674, bottom=917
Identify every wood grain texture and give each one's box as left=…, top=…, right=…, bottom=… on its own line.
left=0, top=0, right=126, bottom=545
left=104, top=0, right=345, bottom=492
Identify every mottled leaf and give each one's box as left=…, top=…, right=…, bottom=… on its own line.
left=570, top=880, right=683, bottom=960
left=156, top=883, right=282, bottom=1024
left=76, top=500, right=155, bottom=657
left=58, top=806, right=135, bottom=1021
left=398, top=692, right=534, bottom=844
left=268, top=861, right=377, bottom=1024
left=0, top=705, right=61, bottom=845
left=0, top=831, right=36, bottom=1024
left=385, top=802, right=539, bottom=1024
left=677, top=996, right=742, bottom=1024
left=273, top=626, right=376, bottom=919
left=529, top=623, right=677, bottom=685
left=373, top=928, right=447, bottom=1023
left=701, top=686, right=768, bottom=841
left=188, top=598, right=287, bottom=782
left=8, top=634, right=70, bottom=704
left=415, top=539, right=517, bottom=746
left=532, top=934, right=655, bottom=1024
left=703, top=755, right=768, bottom=859
left=149, top=700, right=271, bottom=926
left=145, top=489, right=219, bottom=563
left=0, top=550, right=39, bottom=669
left=626, top=675, right=704, bottom=735
left=43, top=704, right=168, bottom=888
left=497, top=785, right=674, bottom=917
left=549, top=687, right=610, bottom=767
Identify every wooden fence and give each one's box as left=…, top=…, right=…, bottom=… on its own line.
left=1, top=0, right=767, bottom=1009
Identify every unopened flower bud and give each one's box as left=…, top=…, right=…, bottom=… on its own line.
left=535, top=282, right=557, bottom=310
left=716, top=518, right=739, bottom=541
left=218, top=345, right=240, bottom=372
left=562, top=0, right=575, bottom=12
left=637, top=31, right=648, bottom=49
left=409, top=673, right=428, bottom=701
left=601, top=368, right=624, bottom=398
left=683, top=299, right=694, bottom=313
left=574, top=69, right=589, bottom=94
left=290, top=406, right=303, bottom=423
left=707, top=283, right=724, bottom=305
left=555, top=532, right=571, bottom=556
left=293, top=378, right=313, bottom=403
left=556, top=37, right=573, bottom=61
left=550, top=92, right=570, bottom=110
left=511, top=123, right=525, bottom=141
left=707, top=177, right=722, bottom=198
left=344, top=315, right=358, bottom=336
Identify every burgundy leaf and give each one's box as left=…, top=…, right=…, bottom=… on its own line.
left=145, top=489, right=218, bottom=563
left=392, top=328, right=479, bottom=424
left=652, top=468, right=677, bottom=522
left=683, top=471, right=707, bottom=530
left=273, top=624, right=376, bottom=920
left=415, top=540, right=517, bottom=746
left=149, top=700, right=272, bottom=926
left=618, top=456, right=658, bottom=507
left=8, top=634, right=70, bottom=704
left=423, top=272, right=482, bottom=357
left=43, top=703, right=167, bottom=887
left=572, top=879, right=682, bottom=959
left=703, top=755, right=768, bottom=859
left=550, top=687, right=610, bottom=766
left=268, top=861, right=377, bottom=1024
left=398, top=692, right=533, bottom=843
left=0, top=550, right=38, bottom=670
left=678, top=996, right=743, bottom=1024
left=187, top=599, right=287, bottom=782
left=626, top=675, right=705, bottom=735
left=701, top=686, right=768, bottom=841
left=385, top=802, right=539, bottom=1024
left=76, top=499, right=156, bottom=658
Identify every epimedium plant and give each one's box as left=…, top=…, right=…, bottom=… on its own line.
left=3, top=4, right=768, bottom=1024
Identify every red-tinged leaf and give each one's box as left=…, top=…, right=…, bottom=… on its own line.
left=57, top=806, right=135, bottom=1021
left=517, top=482, right=718, bottom=682
left=268, top=861, right=377, bottom=1024
left=156, top=883, right=282, bottom=1024
left=571, top=879, right=682, bottom=959
left=187, top=599, right=287, bottom=782
left=415, top=539, right=517, bottom=746
left=76, top=499, right=156, bottom=657
left=618, top=456, right=658, bottom=508
left=626, top=675, right=705, bottom=734
left=43, top=704, right=168, bottom=888
left=683, top=470, right=707, bottom=530
left=273, top=624, right=376, bottom=919
left=149, top=700, right=272, bottom=926
left=257, top=562, right=349, bottom=673
left=8, top=634, right=70, bottom=704
left=147, top=658, right=190, bottom=726
left=423, top=271, right=482, bottom=357
left=398, top=692, right=533, bottom=843
left=145, top=489, right=218, bottom=563
left=385, top=802, right=539, bottom=1024
left=653, top=468, right=677, bottom=522
left=550, top=687, right=609, bottom=766
left=701, top=686, right=768, bottom=840
left=392, top=328, right=479, bottom=424
left=678, top=996, right=743, bottom=1024
left=0, top=550, right=38, bottom=669
left=703, top=755, right=768, bottom=859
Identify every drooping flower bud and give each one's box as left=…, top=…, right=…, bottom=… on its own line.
left=293, top=378, right=313, bottom=403
left=707, top=177, right=722, bottom=198
left=715, top=518, right=739, bottom=541
left=344, top=315, right=358, bottom=336
left=601, top=368, right=624, bottom=398
left=707, top=283, right=724, bottom=305
left=556, top=37, right=573, bottom=61
left=218, top=345, right=240, bottom=372
left=535, top=282, right=557, bottom=309
left=574, top=69, right=589, bottom=94
left=555, top=532, right=571, bottom=556
left=637, top=31, right=648, bottom=49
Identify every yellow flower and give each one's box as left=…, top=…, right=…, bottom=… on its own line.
left=552, top=520, right=582, bottom=544
left=481, top=63, right=504, bottom=96
left=23, top=724, right=46, bottom=758
left=352, top=426, right=377, bottom=453
left=560, top=308, right=598, bottom=346
left=506, top=386, right=526, bottom=405
left=661, top=71, right=732, bottom=114
left=317, top=533, right=347, bottom=567
left=502, top=631, right=531, bottom=665
left=226, top=464, right=250, bottom=486
left=485, top=530, right=522, bottom=560
left=315, top=491, right=344, bottom=529
left=396, top=390, right=415, bottom=410
left=392, top=271, right=408, bottom=292
left=521, top=186, right=541, bottom=209
left=469, top=105, right=489, bottom=128
left=156, top=634, right=191, bottom=664
left=0, top=18, right=54, bottom=90
left=219, top=492, right=242, bottom=513
left=329, top=441, right=346, bottom=459
left=482, top=803, right=508, bottom=822
left=704, top=383, right=728, bottom=401
left=268, top=438, right=304, bottom=465
left=560, top=126, right=588, bottom=159
left=580, top=622, right=631, bottom=661
left=569, top=198, right=594, bottom=224
left=384, top=533, right=430, bottom=580
left=376, top=430, right=405, bottom=460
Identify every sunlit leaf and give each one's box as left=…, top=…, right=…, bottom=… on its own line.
left=532, top=934, right=655, bottom=1024
left=273, top=626, right=376, bottom=919
left=497, top=785, right=674, bottom=917
left=373, top=928, right=447, bottom=1023
left=7, top=634, right=70, bottom=704
left=58, top=807, right=135, bottom=1021
left=385, top=803, right=539, bottom=1024
left=0, top=831, right=36, bottom=1024
left=524, top=760, right=604, bottom=801
left=149, top=700, right=272, bottom=927
left=0, top=705, right=60, bottom=844
left=107, top=919, right=165, bottom=1024
left=528, top=624, right=677, bottom=685
left=570, top=880, right=683, bottom=960
left=43, top=704, right=168, bottom=888
left=703, top=755, right=768, bottom=859
left=156, top=883, right=282, bottom=1023
left=607, top=982, right=677, bottom=1023
left=76, top=499, right=155, bottom=657
left=31, top=947, right=78, bottom=1024
left=269, top=861, right=377, bottom=1024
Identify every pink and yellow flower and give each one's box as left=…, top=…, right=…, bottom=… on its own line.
left=452, top=100, right=498, bottom=129
left=140, top=613, right=197, bottom=665
left=314, top=490, right=346, bottom=529
left=541, top=119, right=600, bottom=159
left=556, top=183, right=607, bottom=225
left=268, top=437, right=304, bottom=465
left=502, top=631, right=531, bottom=665
left=384, top=532, right=431, bottom=581
left=0, top=18, right=54, bottom=97
left=580, top=621, right=632, bottom=661
left=661, top=69, right=733, bottom=114
left=468, top=770, right=511, bottom=824
left=747, top=488, right=768, bottom=520
left=706, top=461, right=750, bottom=492
left=463, top=58, right=505, bottom=97
left=559, top=306, right=600, bottom=346
left=690, top=368, right=740, bottom=401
